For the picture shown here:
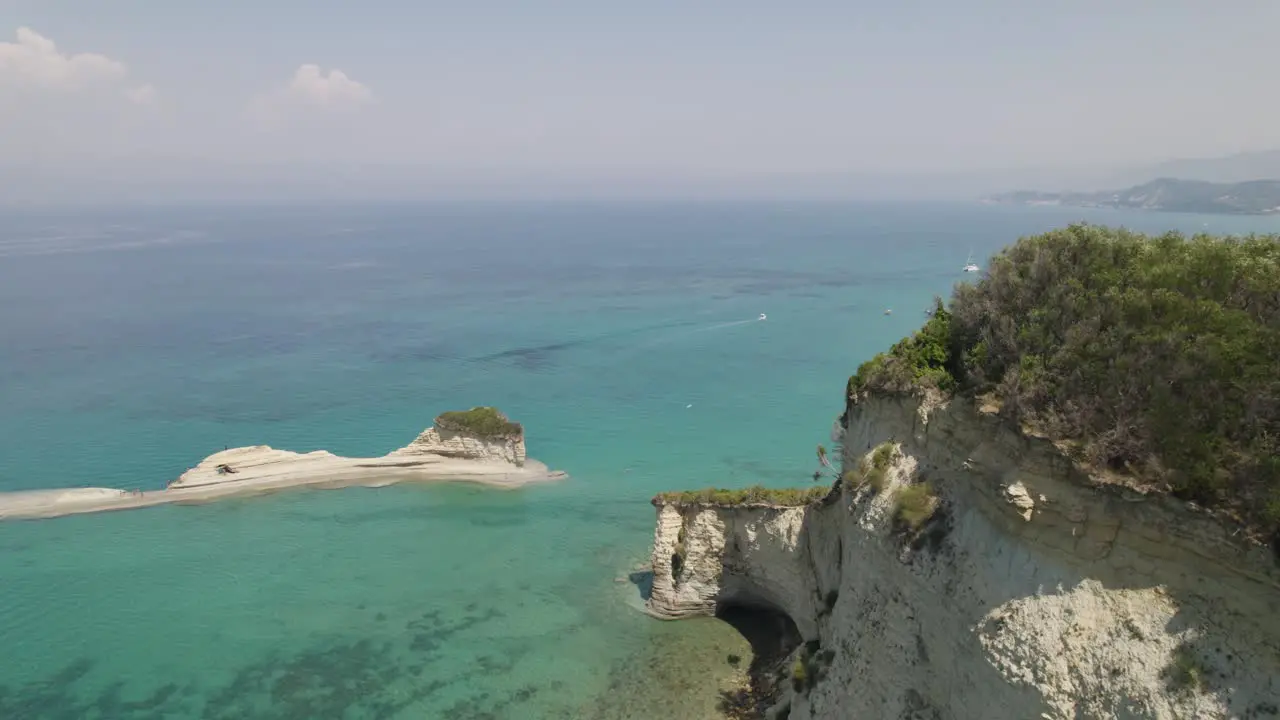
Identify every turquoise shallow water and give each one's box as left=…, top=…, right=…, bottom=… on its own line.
left=1, top=202, right=1277, bottom=718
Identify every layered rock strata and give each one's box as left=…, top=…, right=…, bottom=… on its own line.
left=647, top=393, right=1280, bottom=719
left=388, top=425, right=525, bottom=467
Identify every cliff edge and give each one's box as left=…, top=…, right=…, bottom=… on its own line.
left=647, top=393, right=1280, bottom=719
left=645, top=226, right=1280, bottom=719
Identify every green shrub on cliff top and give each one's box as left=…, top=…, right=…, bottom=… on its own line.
left=434, top=407, right=523, bottom=438
left=849, top=296, right=957, bottom=397
left=851, top=224, right=1280, bottom=534
left=654, top=485, right=829, bottom=507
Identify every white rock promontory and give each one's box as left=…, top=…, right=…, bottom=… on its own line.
left=0, top=409, right=562, bottom=521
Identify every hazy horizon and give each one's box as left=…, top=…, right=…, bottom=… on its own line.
left=3, top=1, right=1279, bottom=205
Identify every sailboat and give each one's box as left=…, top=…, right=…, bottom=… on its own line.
left=963, top=249, right=980, bottom=273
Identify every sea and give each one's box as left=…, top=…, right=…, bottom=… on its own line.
left=1, top=201, right=1276, bottom=719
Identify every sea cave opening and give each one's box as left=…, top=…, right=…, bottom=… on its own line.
left=713, top=597, right=803, bottom=716
left=716, top=600, right=801, bottom=663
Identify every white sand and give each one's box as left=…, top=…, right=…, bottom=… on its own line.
left=0, top=443, right=565, bottom=521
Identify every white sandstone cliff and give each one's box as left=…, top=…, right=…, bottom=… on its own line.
left=390, top=426, right=526, bottom=467
left=172, top=423, right=529, bottom=488
left=647, top=393, right=1280, bottom=719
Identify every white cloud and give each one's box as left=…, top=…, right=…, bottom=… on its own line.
left=0, top=28, right=165, bottom=165
left=285, top=64, right=372, bottom=107
left=125, top=83, right=156, bottom=105
left=0, top=27, right=129, bottom=90
left=245, top=63, right=374, bottom=130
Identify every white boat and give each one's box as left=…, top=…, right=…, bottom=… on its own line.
left=759, top=313, right=767, bottom=321
left=963, top=249, right=980, bottom=273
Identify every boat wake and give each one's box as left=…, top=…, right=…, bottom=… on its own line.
left=655, top=317, right=758, bottom=341
left=705, top=318, right=758, bottom=331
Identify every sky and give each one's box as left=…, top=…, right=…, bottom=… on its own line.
left=1, top=0, right=1278, bottom=203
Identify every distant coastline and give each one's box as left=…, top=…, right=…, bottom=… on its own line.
left=983, top=177, right=1280, bottom=215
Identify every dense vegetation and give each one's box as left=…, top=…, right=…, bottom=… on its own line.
left=654, top=485, right=830, bottom=507
left=847, top=297, right=955, bottom=397
left=850, top=224, right=1280, bottom=533
left=433, top=407, right=523, bottom=438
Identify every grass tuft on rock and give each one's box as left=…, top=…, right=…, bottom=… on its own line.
left=790, top=657, right=807, bottom=692
left=842, top=442, right=899, bottom=493
left=895, top=483, right=939, bottom=531
left=789, top=644, right=834, bottom=696
left=434, top=407, right=523, bottom=439
left=654, top=485, right=829, bottom=507
left=1164, top=642, right=1210, bottom=695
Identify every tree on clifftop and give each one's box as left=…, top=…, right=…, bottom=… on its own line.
left=850, top=224, right=1280, bottom=535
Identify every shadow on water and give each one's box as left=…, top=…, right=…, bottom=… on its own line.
left=627, top=570, right=654, bottom=603
left=466, top=317, right=702, bottom=373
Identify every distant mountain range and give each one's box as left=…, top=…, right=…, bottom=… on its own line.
left=1138, top=150, right=1280, bottom=185
left=983, top=177, right=1280, bottom=215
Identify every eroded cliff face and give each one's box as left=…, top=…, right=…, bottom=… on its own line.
left=390, top=426, right=526, bottom=466
left=647, top=394, right=1280, bottom=720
